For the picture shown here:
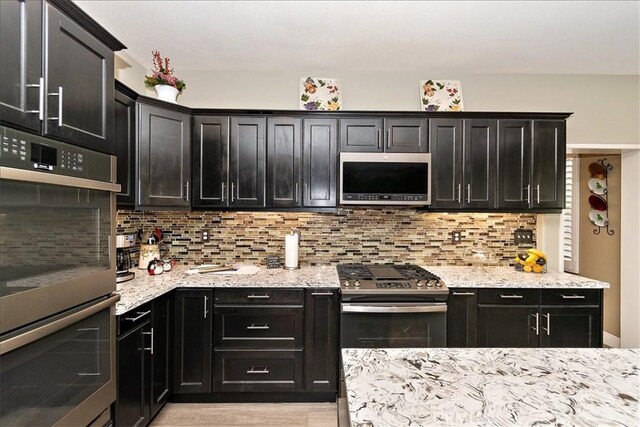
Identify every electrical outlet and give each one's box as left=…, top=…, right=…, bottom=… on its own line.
left=451, top=230, right=462, bottom=244
left=514, top=228, right=533, bottom=244
left=201, top=229, right=210, bottom=242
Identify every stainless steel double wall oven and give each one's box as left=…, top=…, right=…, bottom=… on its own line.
left=0, top=125, right=120, bottom=426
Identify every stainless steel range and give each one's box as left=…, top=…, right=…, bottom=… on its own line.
left=337, top=264, right=449, bottom=348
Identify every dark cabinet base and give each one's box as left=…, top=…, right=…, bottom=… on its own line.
left=171, top=391, right=336, bottom=403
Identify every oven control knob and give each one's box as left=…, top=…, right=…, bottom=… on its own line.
left=354, top=280, right=361, bottom=287
left=343, top=280, right=350, bottom=287
left=426, top=280, right=435, bottom=288
left=435, top=280, right=443, bottom=288
left=416, top=280, right=424, bottom=287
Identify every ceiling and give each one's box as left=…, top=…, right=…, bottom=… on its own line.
left=74, top=1, right=640, bottom=75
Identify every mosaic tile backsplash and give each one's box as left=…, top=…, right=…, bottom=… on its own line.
left=117, top=209, right=536, bottom=267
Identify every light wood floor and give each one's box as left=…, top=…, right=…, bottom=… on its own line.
left=151, top=402, right=338, bottom=427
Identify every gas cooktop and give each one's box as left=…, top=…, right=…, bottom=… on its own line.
left=336, top=263, right=448, bottom=297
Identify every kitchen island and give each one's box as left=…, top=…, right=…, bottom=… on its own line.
left=341, top=347, right=639, bottom=426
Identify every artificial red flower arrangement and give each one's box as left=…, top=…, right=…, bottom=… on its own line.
left=144, top=50, right=186, bottom=92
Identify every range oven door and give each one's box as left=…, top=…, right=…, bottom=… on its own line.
left=0, top=166, right=119, bottom=334
left=341, top=303, right=447, bottom=348
left=0, top=294, right=118, bottom=426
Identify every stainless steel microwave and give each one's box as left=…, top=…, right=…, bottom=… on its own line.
left=339, top=152, right=431, bottom=205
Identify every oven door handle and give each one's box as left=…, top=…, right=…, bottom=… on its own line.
left=0, top=294, right=120, bottom=355
left=0, top=166, right=121, bottom=193
left=341, top=304, right=447, bottom=314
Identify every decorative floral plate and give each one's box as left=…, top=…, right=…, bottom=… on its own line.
left=419, top=80, right=464, bottom=111
left=588, top=178, right=607, bottom=195
left=300, top=77, right=341, bottom=111
left=589, top=210, right=608, bottom=227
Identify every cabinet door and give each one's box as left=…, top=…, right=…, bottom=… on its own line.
left=114, top=90, right=136, bottom=206
left=532, top=120, right=565, bottom=209
left=150, top=295, right=171, bottom=418
left=339, top=118, right=383, bottom=152
left=477, top=305, right=539, bottom=347
left=0, top=0, right=42, bottom=132
left=538, top=306, right=601, bottom=348
left=229, top=117, right=265, bottom=207
left=137, top=103, right=191, bottom=209
left=463, top=119, right=496, bottom=209
left=267, top=117, right=301, bottom=207
left=192, top=116, right=229, bottom=207
left=429, top=118, right=463, bottom=208
left=497, top=120, right=532, bottom=209
left=305, top=289, right=339, bottom=392
left=447, top=289, right=478, bottom=347
left=384, top=118, right=428, bottom=153
left=44, top=4, right=114, bottom=153
left=173, top=290, right=212, bottom=394
left=303, top=119, right=337, bottom=207
left=116, top=322, right=150, bottom=427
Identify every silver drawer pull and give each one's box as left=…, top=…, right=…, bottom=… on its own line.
left=452, top=291, right=475, bottom=296
left=247, top=294, right=270, bottom=299
left=530, top=312, right=539, bottom=335
left=247, top=324, right=270, bottom=330
left=561, top=294, right=586, bottom=299
left=500, top=294, right=523, bottom=299
left=247, top=367, right=270, bottom=374
left=124, top=310, right=151, bottom=322
left=311, top=292, right=334, bottom=296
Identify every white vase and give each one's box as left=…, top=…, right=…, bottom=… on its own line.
left=154, top=84, right=179, bottom=103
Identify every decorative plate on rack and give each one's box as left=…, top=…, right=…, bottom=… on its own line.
left=588, top=194, right=608, bottom=211
left=588, top=178, right=608, bottom=195
left=589, top=210, right=608, bottom=227
left=588, top=162, right=607, bottom=179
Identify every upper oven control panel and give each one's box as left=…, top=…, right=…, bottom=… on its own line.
left=0, top=126, right=113, bottom=182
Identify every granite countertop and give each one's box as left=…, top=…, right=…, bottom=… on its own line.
left=342, top=347, right=639, bottom=427
left=428, top=266, right=609, bottom=289
left=115, top=264, right=339, bottom=315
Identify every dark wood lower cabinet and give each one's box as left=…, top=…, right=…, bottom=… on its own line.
left=150, top=295, right=172, bottom=417
left=477, top=305, right=539, bottom=347
left=304, top=289, right=339, bottom=392
left=446, top=289, right=477, bottom=347
left=538, top=306, right=602, bottom=347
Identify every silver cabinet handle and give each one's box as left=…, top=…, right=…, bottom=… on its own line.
left=531, top=312, right=539, bottom=335
left=247, top=294, right=270, bottom=299
left=561, top=294, right=586, bottom=299
left=457, top=184, right=462, bottom=204
left=25, top=77, right=44, bottom=120
left=376, top=129, right=381, bottom=149
left=48, top=86, right=63, bottom=127
left=295, top=183, right=299, bottom=203
left=246, top=324, right=270, bottom=330
left=247, top=367, right=270, bottom=374
left=183, top=181, right=189, bottom=202
left=535, top=185, right=541, bottom=204
left=125, top=310, right=151, bottom=322
left=311, top=292, right=334, bottom=296
left=452, top=291, right=475, bottom=296
left=231, top=182, right=235, bottom=202
left=525, top=184, right=531, bottom=205
left=386, top=129, right=391, bottom=149
left=542, top=313, right=550, bottom=336
left=203, top=295, right=209, bottom=319
left=221, top=182, right=226, bottom=202
left=500, top=294, right=523, bottom=299
left=143, top=328, right=154, bottom=354
left=467, top=184, right=471, bottom=204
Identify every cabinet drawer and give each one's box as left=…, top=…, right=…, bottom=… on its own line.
left=478, top=289, right=539, bottom=305
left=214, top=350, right=303, bottom=392
left=117, top=303, right=151, bottom=336
left=540, top=289, right=601, bottom=305
left=214, top=288, right=303, bottom=305
left=214, top=306, right=304, bottom=349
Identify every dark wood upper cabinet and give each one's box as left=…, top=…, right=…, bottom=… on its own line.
left=497, top=120, right=532, bottom=209
left=267, top=117, right=301, bottom=207
left=43, top=3, right=114, bottom=153
left=229, top=117, right=266, bottom=207
left=463, top=119, right=496, bottom=209
left=384, top=118, right=428, bottom=153
left=429, top=118, right=463, bottom=208
left=340, top=118, right=383, bottom=152
left=532, top=120, right=565, bottom=209
left=303, top=118, right=337, bottom=207
left=137, top=102, right=191, bottom=209
left=114, top=87, right=136, bottom=206
left=192, top=116, right=229, bottom=208
left=0, top=0, right=42, bottom=133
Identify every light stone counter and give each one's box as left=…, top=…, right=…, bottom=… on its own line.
left=115, top=264, right=339, bottom=315
left=427, top=266, right=609, bottom=289
left=342, top=347, right=639, bottom=427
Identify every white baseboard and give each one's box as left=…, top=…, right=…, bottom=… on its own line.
left=603, top=332, right=621, bottom=348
